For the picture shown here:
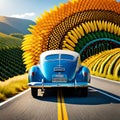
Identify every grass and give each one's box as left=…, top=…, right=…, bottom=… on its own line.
left=0, top=74, right=28, bottom=102
left=0, top=32, right=22, bottom=49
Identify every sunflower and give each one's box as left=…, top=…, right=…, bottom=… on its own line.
left=22, top=0, right=120, bottom=75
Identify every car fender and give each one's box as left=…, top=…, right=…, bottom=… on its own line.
left=28, top=65, right=43, bottom=83
left=76, top=66, right=90, bottom=82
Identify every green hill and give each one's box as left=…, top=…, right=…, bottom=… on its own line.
left=0, top=33, right=25, bottom=81
left=0, top=32, right=22, bottom=49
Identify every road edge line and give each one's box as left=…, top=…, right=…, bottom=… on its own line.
left=91, top=75, right=120, bottom=84
left=0, top=88, right=30, bottom=107
left=90, top=87, right=120, bottom=102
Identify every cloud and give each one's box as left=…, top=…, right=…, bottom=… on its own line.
left=10, top=12, right=36, bottom=19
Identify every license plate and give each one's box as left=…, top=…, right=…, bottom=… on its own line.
left=54, top=67, right=65, bottom=72
left=52, top=78, right=67, bottom=82
left=52, top=74, right=67, bottom=82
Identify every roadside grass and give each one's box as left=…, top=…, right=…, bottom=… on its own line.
left=0, top=74, right=28, bottom=102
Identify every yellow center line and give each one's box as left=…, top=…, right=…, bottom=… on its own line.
left=57, top=89, right=68, bottom=120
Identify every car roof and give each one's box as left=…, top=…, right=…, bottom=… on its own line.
left=40, top=50, right=80, bottom=59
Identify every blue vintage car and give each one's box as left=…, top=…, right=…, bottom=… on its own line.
left=28, top=50, right=90, bottom=97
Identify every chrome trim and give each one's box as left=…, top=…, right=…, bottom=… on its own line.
left=54, top=67, right=65, bottom=72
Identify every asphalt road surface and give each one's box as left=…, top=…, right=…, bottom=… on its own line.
left=0, top=76, right=120, bottom=120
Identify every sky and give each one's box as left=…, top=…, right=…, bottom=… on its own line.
left=0, top=0, right=120, bottom=21
left=0, top=0, right=68, bottom=21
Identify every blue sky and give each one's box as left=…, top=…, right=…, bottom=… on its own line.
left=0, top=0, right=67, bottom=21
left=0, top=0, right=120, bottom=21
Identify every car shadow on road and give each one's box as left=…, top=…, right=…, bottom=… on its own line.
left=34, top=87, right=120, bottom=105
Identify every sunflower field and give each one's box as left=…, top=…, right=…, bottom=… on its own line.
left=22, top=0, right=120, bottom=81
left=82, top=48, right=120, bottom=81
left=0, top=33, right=25, bottom=81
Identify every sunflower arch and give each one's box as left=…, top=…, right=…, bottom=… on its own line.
left=22, top=0, right=120, bottom=71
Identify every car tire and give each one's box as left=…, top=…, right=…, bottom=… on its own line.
left=31, top=88, right=38, bottom=98
left=77, top=87, right=88, bottom=97
left=82, top=87, right=88, bottom=97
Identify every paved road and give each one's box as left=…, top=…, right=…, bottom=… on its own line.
left=91, top=76, right=120, bottom=96
left=0, top=76, right=120, bottom=120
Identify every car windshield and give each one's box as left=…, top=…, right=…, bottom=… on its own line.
left=61, top=54, right=74, bottom=60
left=45, top=54, right=75, bottom=61
left=45, top=54, right=59, bottom=60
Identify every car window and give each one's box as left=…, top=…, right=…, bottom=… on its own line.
left=45, top=54, right=59, bottom=60
left=61, top=54, right=74, bottom=60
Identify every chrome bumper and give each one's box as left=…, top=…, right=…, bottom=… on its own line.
left=28, top=82, right=89, bottom=88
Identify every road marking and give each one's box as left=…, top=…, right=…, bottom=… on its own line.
left=90, top=87, right=120, bottom=102
left=57, top=89, right=68, bottom=120
left=91, top=75, right=120, bottom=84
left=0, top=88, right=30, bottom=107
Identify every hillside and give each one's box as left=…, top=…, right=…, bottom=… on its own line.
left=0, top=16, right=35, bottom=34
left=0, top=32, right=22, bottom=49
left=0, top=33, right=25, bottom=81
left=0, top=22, right=21, bottom=34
